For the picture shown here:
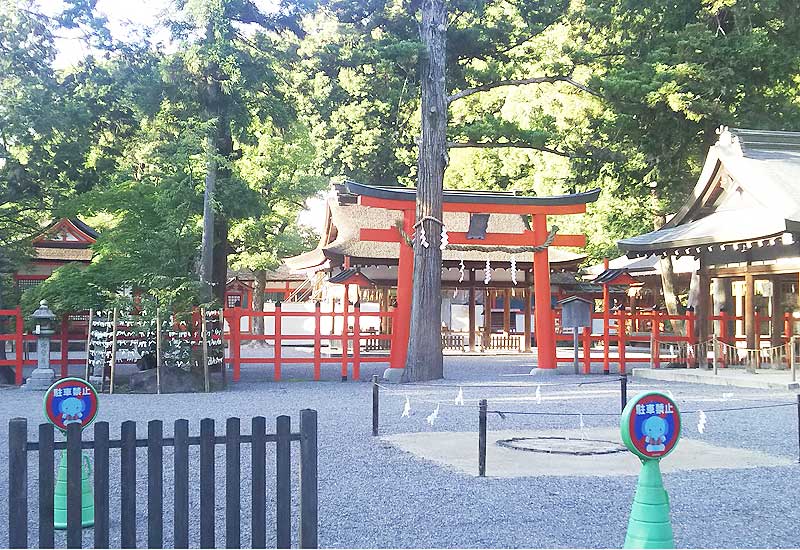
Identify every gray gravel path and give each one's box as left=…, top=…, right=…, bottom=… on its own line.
left=1, top=356, right=799, bottom=548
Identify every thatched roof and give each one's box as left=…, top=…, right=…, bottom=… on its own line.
left=285, top=187, right=586, bottom=272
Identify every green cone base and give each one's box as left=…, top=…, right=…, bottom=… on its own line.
left=54, top=451, right=95, bottom=529
left=623, top=460, right=673, bottom=549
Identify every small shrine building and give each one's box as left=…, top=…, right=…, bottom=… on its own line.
left=13, top=218, right=98, bottom=293
left=619, top=127, right=800, bottom=348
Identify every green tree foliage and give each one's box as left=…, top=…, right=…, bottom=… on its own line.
left=0, top=1, right=138, bottom=274
left=571, top=0, right=800, bottom=253
left=10, top=0, right=324, bottom=312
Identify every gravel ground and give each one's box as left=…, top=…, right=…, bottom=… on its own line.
left=2, top=355, right=799, bottom=548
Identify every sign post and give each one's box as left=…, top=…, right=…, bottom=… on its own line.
left=44, top=377, right=99, bottom=529
left=620, top=391, right=681, bottom=549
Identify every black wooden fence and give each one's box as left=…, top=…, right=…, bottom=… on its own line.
left=8, top=410, right=318, bottom=549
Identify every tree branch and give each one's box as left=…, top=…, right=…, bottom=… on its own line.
left=447, top=75, right=602, bottom=104
left=446, top=140, right=588, bottom=158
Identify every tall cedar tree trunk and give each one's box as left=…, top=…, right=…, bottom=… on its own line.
left=253, top=269, right=266, bottom=335
left=403, top=0, right=447, bottom=382
left=200, top=19, right=234, bottom=306
left=654, top=211, right=685, bottom=335
left=199, top=18, right=219, bottom=302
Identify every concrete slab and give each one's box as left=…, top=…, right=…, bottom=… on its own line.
left=382, top=427, right=792, bottom=478
left=632, top=367, right=800, bottom=391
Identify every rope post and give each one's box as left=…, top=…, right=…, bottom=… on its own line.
left=372, top=375, right=379, bottom=437
left=620, top=373, right=628, bottom=414
left=478, top=399, right=487, bottom=477
left=791, top=336, right=797, bottom=383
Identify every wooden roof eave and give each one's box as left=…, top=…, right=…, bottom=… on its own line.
left=343, top=180, right=601, bottom=212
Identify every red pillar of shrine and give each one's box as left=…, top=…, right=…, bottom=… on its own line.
left=391, top=209, right=415, bottom=369
left=532, top=214, right=556, bottom=369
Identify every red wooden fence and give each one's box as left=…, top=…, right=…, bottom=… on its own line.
left=224, top=304, right=393, bottom=383
left=3, top=303, right=796, bottom=385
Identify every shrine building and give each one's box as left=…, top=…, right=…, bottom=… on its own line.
left=285, top=180, right=599, bottom=370
left=619, top=127, right=800, bottom=349
left=13, top=218, right=98, bottom=293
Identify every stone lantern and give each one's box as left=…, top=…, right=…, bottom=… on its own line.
left=22, top=300, right=57, bottom=390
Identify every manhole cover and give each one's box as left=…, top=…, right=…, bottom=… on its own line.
left=496, top=436, right=626, bottom=456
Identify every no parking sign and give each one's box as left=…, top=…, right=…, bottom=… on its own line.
left=620, top=391, right=682, bottom=549
left=43, top=377, right=99, bottom=432
left=621, top=391, right=681, bottom=460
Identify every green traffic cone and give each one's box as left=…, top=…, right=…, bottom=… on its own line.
left=623, top=459, right=673, bottom=549
left=54, top=450, right=95, bottom=529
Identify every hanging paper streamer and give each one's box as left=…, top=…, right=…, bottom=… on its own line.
left=440, top=226, right=449, bottom=251
left=722, top=392, right=733, bottom=401
left=528, top=368, right=537, bottom=375
left=535, top=384, right=542, bottom=404
left=401, top=396, right=411, bottom=418
left=455, top=387, right=464, bottom=406
left=484, top=259, right=492, bottom=285
left=458, top=259, right=465, bottom=283
left=697, top=410, right=707, bottom=434
left=510, top=256, right=518, bottom=285
left=426, top=403, right=440, bottom=426
left=419, top=226, right=430, bottom=248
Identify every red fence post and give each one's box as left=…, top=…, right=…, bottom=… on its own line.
left=755, top=312, right=762, bottom=369
left=60, top=314, right=69, bottom=378
left=582, top=326, right=591, bottom=374
left=341, top=297, right=349, bottom=382
left=232, top=308, right=241, bottom=382
left=651, top=310, right=660, bottom=369
left=15, top=307, right=23, bottom=385
left=720, top=310, right=729, bottom=368
left=618, top=309, right=626, bottom=374
left=687, top=309, right=697, bottom=368
left=274, top=303, right=282, bottom=382
left=353, top=303, right=361, bottom=382
left=314, top=302, right=322, bottom=381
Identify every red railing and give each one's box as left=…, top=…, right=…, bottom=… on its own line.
left=553, top=308, right=797, bottom=374
left=4, top=303, right=797, bottom=385
left=224, top=303, right=394, bottom=382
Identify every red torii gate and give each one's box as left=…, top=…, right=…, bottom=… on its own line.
left=343, top=181, right=600, bottom=371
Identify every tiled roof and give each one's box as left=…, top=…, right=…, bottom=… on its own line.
left=620, top=127, right=800, bottom=254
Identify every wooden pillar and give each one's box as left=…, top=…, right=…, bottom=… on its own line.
left=468, top=270, right=476, bottom=352
left=391, top=209, right=415, bottom=369
left=532, top=214, right=556, bottom=369
left=770, top=276, right=783, bottom=347
left=482, top=289, right=492, bottom=349
left=379, top=287, right=389, bottom=333
left=697, top=269, right=711, bottom=346
left=745, top=273, right=755, bottom=350
left=524, top=270, right=532, bottom=352
left=503, top=289, right=511, bottom=334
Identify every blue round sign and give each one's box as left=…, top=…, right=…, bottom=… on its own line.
left=43, top=378, right=99, bottom=432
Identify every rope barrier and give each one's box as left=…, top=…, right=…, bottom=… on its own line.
left=378, top=377, right=623, bottom=390
left=487, top=402, right=797, bottom=417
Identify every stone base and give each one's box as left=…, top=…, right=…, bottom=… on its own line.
left=129, top=367, right=226, bottom=393
left=383, top=367, right=404, bottom=383
left=22, top=368, right=56, bottom=391
left=527, top=367, right=560, bottom=377
left=556, top=362, right=595, bottom=375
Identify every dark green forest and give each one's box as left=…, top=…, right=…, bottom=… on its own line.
left=2, top=0, right=799, bottom=312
